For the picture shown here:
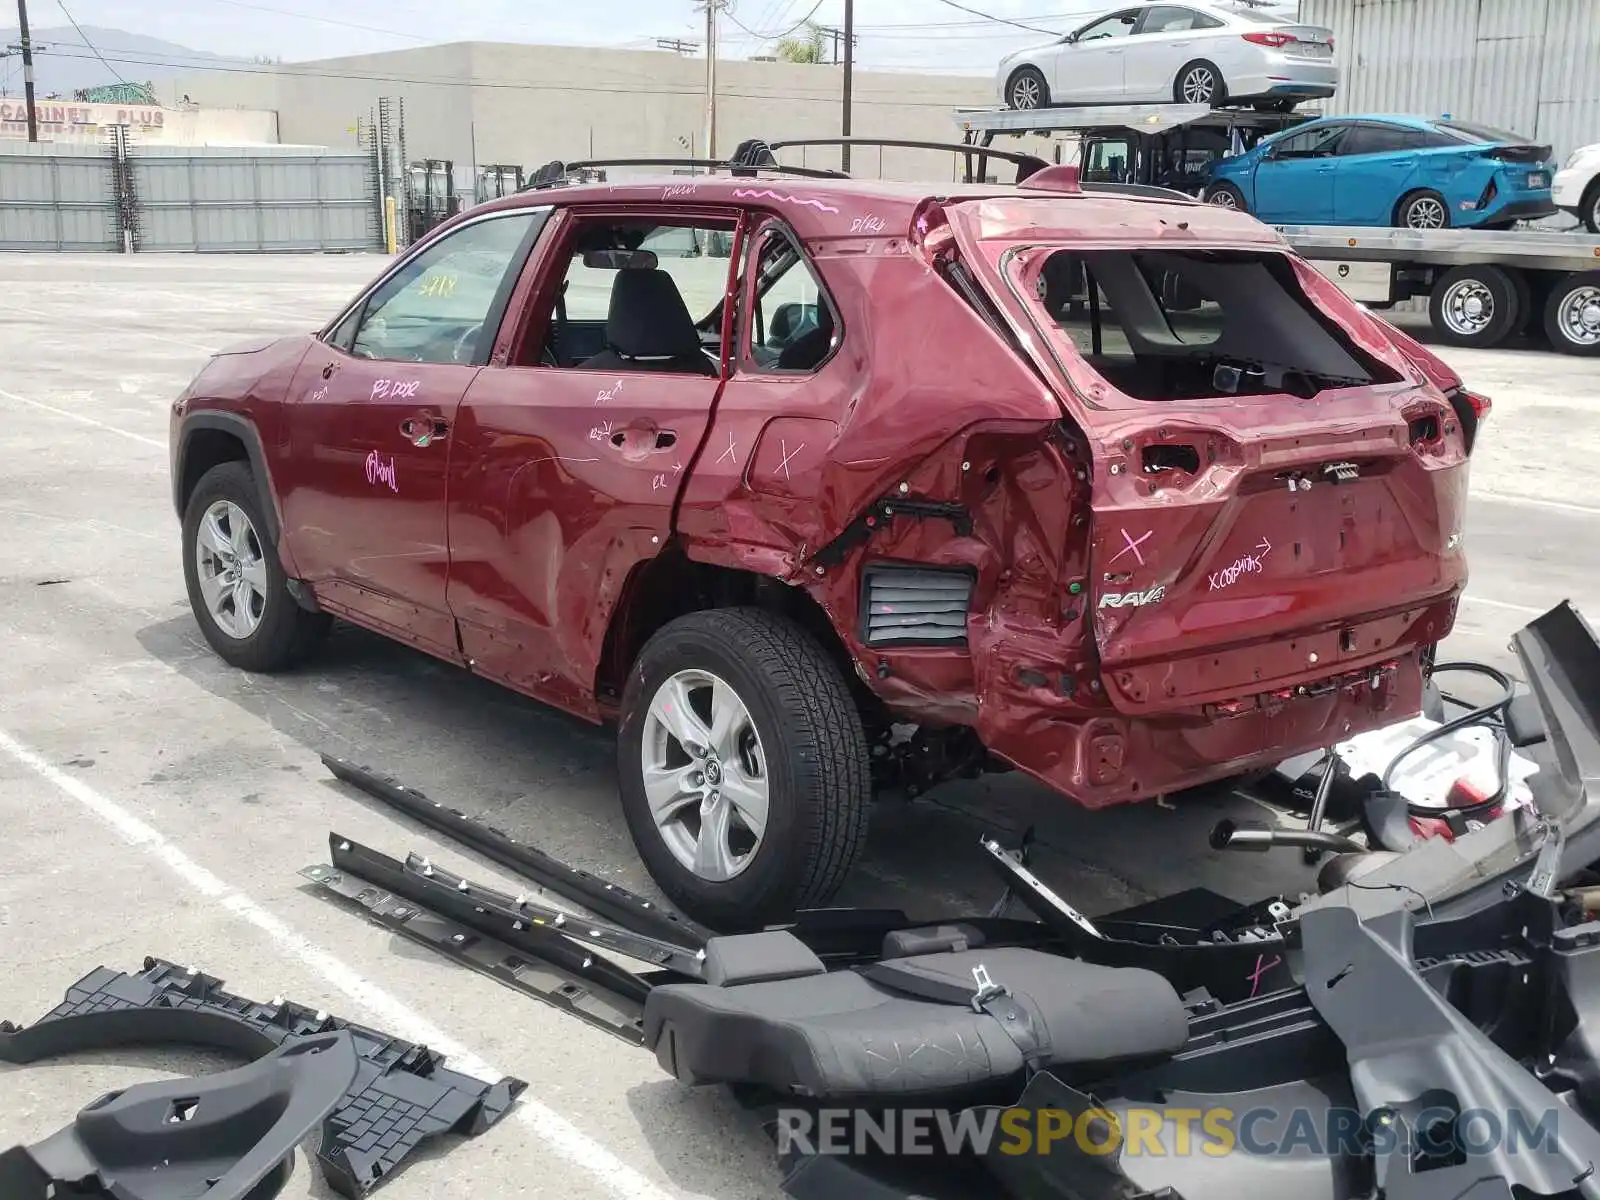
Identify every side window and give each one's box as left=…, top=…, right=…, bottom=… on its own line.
left=1138, top=6, right=1203, bottom=33
left=742, top=225, right=837, bottom=374
left=540, top=216, right=736, bottom=374
left=1084, top=138, right=1135, bottom=182
left=1270, top=125, right=1347, bottom=159
left=1342, top=125, right=1423, bottom=155
left=347, top=212, right=543, bottom=365
left=1075, top=10, right=1139, bottom=41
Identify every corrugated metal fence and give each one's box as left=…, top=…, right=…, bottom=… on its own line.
left=0, top=141, right=120, bottom=251
left=0, top=142, right=382, bottom=253
left=1300, top=0, right=1600, bottom=161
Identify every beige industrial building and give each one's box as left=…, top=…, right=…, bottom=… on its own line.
left=155, top=43, right=1004, bottom=190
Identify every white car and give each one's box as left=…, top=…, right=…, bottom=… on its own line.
left=996, top=2, right=1339, bottom=113
left=1553, top=141, right=1600, bottom=232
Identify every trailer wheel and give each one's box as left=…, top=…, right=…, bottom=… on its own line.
left=1542, top=272, right=1600, bottom=356
left=1428, top=264, right=1520, bottom=348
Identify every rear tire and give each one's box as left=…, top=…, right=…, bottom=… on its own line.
left=1541, top=272, right=1600, bottom=357
left=1006, top=65, right=1049, bottom=111
left=1428, top=264, right=1520, bottom=348
left=1174, top=60, right=1226, bottom=106
left=617, top=608, right=871, bottom=930
left=182, top=461, right=331, bottom=672
left=1396, top=189, right=1451, bottom=229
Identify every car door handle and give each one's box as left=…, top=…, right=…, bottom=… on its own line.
left=611, top=429, right=677, bottom=451
left=399, top=416, right=449, bottom=446
left=321, top=361, right=337, bottom=380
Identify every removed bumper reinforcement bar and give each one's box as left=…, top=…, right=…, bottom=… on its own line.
left=0, top=958, right=524, bottom=1197
left=305, top=836, right=657, bottom=1043
left=321, top=753, right=711, bottom=948
left=1, top=1031, right=359, bottom=1200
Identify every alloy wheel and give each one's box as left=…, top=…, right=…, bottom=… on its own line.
left=194, top=499, right=268, bottom=639
left=1439, top=278, right=1496, bottom=338
left=1208, top=188, right=1239, bottom=209
left=1010, top=74, right=1042, bottom=110
left=1556, top=286, right=1600, bottom=348
left=1405, top=196, right=1447, bottom=229
left=640, top=668, right=770, bottom=882
left=1181, top=67, right=1216, bottom=104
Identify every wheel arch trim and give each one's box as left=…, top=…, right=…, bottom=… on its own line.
left=173, top=410, right=283, bottom=546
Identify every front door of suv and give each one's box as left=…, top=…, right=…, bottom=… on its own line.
left=279, top=209, right=547, bottom=659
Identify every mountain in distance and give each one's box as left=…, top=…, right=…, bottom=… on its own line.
left=0, top=27, right=246, bottom=99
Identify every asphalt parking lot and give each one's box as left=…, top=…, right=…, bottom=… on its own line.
left=1, top=251, right=1596, bottom=1199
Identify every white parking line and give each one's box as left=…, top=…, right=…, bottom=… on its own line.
left=0, top=725, right=679, bottom=1200
left=1461, top=594, right=1549, bottom=617
left=1474, top=491, right=1600, bottom=517
left=0, top=386, right=166, bottom=450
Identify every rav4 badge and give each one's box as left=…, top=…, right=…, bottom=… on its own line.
left=1099, top=586, right=1166, bottom=610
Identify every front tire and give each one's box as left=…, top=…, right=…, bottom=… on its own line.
left=182, top=461, right=330, bottom=671
left=1006, top=65, right=1049, bottom=111
left=1206, top=181, right=1248, bottom=212
left=1174, top=60, right=1226, bottom=106
left=1582, top=181, right=1600, bottom=235
left=617, top=608, right=871, bottom=930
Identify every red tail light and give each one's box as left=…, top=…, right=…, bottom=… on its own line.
left=1463, top=390, right=1492, bottom=424
left=1243, top=31, right=1294, bottom=47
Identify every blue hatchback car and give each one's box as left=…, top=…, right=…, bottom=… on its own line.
left=1203, top=114, right=1558, bottom=228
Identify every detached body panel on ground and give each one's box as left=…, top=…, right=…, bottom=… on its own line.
left=168, top=170, right=1473, bottom=925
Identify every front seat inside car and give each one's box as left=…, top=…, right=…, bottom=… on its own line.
left=580, top=268, right=718, bottom=375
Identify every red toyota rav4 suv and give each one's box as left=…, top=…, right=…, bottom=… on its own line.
left=170, top=160, right=1474, bottom=926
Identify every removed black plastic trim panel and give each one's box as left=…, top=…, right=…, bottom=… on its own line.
left=321, top=754, right=710, bottom=948
left=0, top=958, right=525, bottom=1197
left=0, top=1031, right=358, bottom=1200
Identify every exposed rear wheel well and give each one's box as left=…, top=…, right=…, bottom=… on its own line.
left=597, top=549, right=873, bottom=716
left=179, top=428, right=250, bottom=515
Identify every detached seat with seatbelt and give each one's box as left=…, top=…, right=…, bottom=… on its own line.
left=643, top=928, right=1189, bottom=1100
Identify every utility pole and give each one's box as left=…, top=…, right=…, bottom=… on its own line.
left=699, top=0, right=726, bottom=162
left=15, top=0, right=38, bottom=141
left=840, top=0, right=854, bottom=172
left=656, top=37, right=700, bottom=54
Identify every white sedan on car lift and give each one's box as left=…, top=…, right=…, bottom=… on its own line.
left=996, top=1, right=1339, bottom=113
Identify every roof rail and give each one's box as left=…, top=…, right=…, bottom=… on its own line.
left=734, top=136, right=1049, bottom=183
left=522, top=153, right=845, bottom=191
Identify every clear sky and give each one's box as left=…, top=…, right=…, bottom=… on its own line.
left=43, top=0, right=1122, bottom=75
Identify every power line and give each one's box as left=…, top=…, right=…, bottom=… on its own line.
left=723, top=0, right=822, bottom=41
left=927, top=0, right=1063, bottom=35
left=52, top=0, right=129, bottom=84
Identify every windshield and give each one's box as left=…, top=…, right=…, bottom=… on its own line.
left=1436, top=119, right=1529, bottom=144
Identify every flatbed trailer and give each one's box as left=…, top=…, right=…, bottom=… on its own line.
left=1280, top=225, right=1600, bottom=355
left=955, top=104, right=1600, bottom=356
